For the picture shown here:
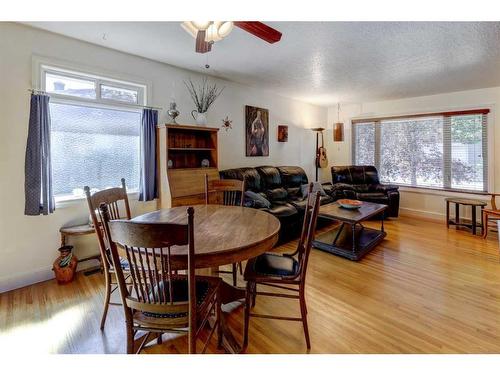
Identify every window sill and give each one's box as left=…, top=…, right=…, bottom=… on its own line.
left=397, top=186, right=489, bottom=199
left=55, top=191, right=139, bottom=209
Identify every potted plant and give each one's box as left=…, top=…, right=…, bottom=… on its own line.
left=184, top=77, right=224, bottom=126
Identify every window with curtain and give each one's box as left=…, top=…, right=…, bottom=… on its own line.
left=352, top=109, right=489, bottom=192
left=41, top=65, right=147, bottom=200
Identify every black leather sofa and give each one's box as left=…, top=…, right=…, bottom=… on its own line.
left=330, top=165, right=400, bottom=217
left=219, top=166, right=334, bottom=241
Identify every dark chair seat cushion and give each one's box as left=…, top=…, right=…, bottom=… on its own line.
left=143, top=278, right=211, bottom=318
left=246, top=253, right=299, bottom=278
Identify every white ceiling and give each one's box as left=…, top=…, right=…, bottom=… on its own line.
left=24, top=22, right=500, bottom=107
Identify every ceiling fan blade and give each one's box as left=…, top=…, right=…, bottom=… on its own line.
left=234, top=22, right=282, bottom=44
left=195, top=30, right=212, bottom=53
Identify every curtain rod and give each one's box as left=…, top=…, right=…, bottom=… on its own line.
left=352, top=108, right=490, bottom=124
left=27, top=89, right=162, bottom=111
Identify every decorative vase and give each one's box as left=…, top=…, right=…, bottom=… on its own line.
left=53, top=245, right=78, bottom=285
left=191, top=110, right=207, bottom=126
left=167, top=101, right=180, bottom=124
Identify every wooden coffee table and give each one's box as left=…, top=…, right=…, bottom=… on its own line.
left=312, top=201, right=387, bottom=261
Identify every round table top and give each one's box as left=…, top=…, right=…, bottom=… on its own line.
left=445, top=197, right=487, bottom=206
left=131, top=204, right=281, bottom=269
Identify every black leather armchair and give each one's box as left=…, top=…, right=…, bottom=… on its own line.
left=330, top=165, right=400, bottom=217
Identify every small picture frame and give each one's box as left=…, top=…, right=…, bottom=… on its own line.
left=277, top=125, right=288, bottom=142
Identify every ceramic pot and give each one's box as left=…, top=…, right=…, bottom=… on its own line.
left=53, top=245, right=78, bottom=284
left=191, top=110, right=207, bottom=126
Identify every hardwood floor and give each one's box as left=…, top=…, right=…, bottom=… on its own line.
left=1, top=215, right=500, bottom=354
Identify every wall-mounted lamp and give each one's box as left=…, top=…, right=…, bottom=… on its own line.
left=333, top=103, right=344, bottom=142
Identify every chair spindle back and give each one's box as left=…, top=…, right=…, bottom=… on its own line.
left=84, top=178, right=131, bottom=269
left=99, top=204, right=196, bottom=318
left=205, top=174, right=245, bottom=206
left=296, top=184, right=321, bottom=283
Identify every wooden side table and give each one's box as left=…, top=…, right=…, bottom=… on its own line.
left=59, top=224, right=102, bottom=275
left=445, top=197, right=487, bottom=235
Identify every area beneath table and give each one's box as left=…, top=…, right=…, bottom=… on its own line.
left=313, top=224, right=386, bottom=261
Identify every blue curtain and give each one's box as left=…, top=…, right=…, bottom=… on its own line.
left=24, top=93, right=55, bottom=215
left=139, top=108, right=159, bottom=201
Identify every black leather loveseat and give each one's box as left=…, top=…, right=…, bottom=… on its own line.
left=330, top=165, right=400, bottom=217
left=219, top=166, right=334, bottom=241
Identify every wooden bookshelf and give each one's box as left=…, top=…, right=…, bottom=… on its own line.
left=158, top=124, right=219, bottom=207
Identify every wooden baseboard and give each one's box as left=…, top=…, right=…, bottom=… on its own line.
left=399, top=207, right=445, bottom=223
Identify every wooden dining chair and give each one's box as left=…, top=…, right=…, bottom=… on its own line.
left=205, top=174, right=245, bottom=286
left=84, top=178, right=132, bottom=330
left=242, top=184, right=321, bottom=351
left=100, top=204, right=222, bottom=354
left=482, top=193, right=500, bottom=239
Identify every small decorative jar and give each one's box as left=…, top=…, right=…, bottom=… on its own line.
left=53, top=245, right=78, bottom=284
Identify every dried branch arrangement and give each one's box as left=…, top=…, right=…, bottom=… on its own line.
left=184, top=77, right=224, bottom=113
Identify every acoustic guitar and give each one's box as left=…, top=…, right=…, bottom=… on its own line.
left=316, top=131, right=328, bottom=168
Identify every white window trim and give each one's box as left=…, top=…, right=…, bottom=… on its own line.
left=32, top=56, right=151, bottom=208
left=349, top=104, right=495, bottom=195
left=41, top=65, right=147, bottom=108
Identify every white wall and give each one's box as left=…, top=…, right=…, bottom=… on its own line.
left=0, top=22, right=327, bottom=292
left=326, top=88, right=499, bottom=220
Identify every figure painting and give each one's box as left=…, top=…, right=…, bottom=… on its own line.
left=245, top=105, right=269, bottom=156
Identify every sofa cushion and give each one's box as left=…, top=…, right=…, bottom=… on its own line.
left=256, top=166, right=282, bottom=189
left=266, top=187, right=288, bottom=201
left=220, top=167, right=262, bottom=192
left=277, top=166, right=308, bottom=188
left=332, top=165, right=380, bottom=185
left=286, top=187, right=302, bottom=199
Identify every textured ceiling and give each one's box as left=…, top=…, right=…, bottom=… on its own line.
left=24, top=22, right=500, bottom=106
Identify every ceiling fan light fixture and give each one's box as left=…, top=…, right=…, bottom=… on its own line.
left=181, top=21, right=198, bottom=38
left=191, top=21, right=211, bottom=30
left=218, top=21, right=234, bottom=38
left=206, top=22, right=222, bottom=42
left=205, top=21, right=234, bottom=43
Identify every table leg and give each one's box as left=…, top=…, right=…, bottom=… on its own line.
left=455, top=203, right=460, bottom=226
left=381, top=214, right=385, bottom=233
left=446, top=201, right=450, bottom=228
left=472, top=206, right=477, bottom=235
left=480, top=208, right=484, bottom=235
left=352, top=223, right=357, bottom=255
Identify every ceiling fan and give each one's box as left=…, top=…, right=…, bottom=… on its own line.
left=181, top=21, right=282, bottom=53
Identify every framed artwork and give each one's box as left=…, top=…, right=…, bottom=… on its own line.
left=245, top=105, right=269, bottom=156
left=277, top=125, right=288, bottom=142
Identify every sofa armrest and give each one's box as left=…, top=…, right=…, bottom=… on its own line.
left=321, top=182, right=334, bottom=196
left=373, top=184, right=399, bottom=193
left=331, top=183, right=356, bottom=191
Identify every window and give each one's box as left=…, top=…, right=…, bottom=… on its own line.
left=352, top=109, right=489, bottom=192
left=40, top=65, right=147, bottom=200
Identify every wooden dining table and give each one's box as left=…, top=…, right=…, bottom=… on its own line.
left=131, top=204, right=281, bottom=353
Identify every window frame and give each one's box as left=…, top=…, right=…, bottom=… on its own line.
left=34, top=59, right=149, bottom=205
left=351, top=108, right=491, bottom=194
left=40, top=65, right=146, bottom=107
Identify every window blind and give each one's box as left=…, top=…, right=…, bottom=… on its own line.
left=351, top=109, right=489, bottom=192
